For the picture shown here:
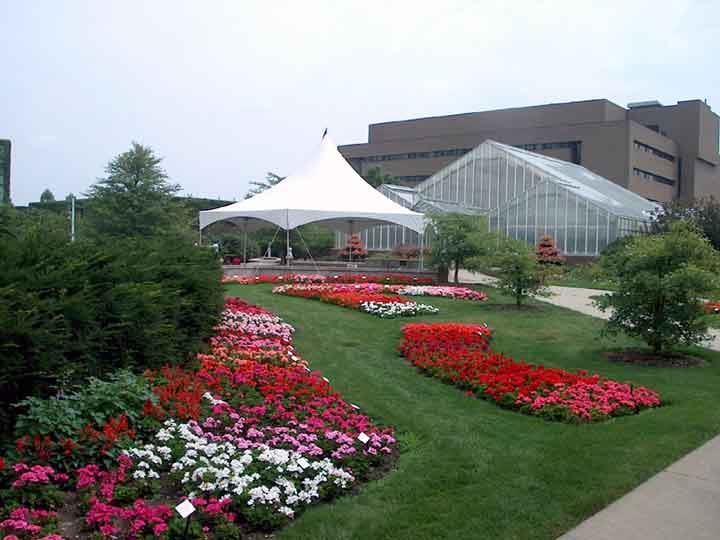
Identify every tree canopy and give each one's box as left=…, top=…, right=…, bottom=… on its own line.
left=245, top=172, right=285, bottom=199
left=40, top=188, right=55, bottom=203
left=597, top=221, right=720, bottom=353
left=85, top=142, right=187, bottom=238
left=430, top=213, right=494, bottom=283
left=363, top=167, right=395, bottom=188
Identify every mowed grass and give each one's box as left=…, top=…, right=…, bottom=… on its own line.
left=225, top=284, right=720, bottom=540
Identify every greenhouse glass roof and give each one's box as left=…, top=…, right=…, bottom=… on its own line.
left=493, top=142, right=659, bottom=221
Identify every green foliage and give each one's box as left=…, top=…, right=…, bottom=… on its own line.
left=0, top=226, right=223, bottom=435
left=479, top=238, right=546, bottom=306
left=597, top=222, right=720, bottom=353
left=212, top=223, right=335, bottom=261
left=363, top=166, right=395, bottom=188
left=245, top=172, right=285, bottom=199
left=39, top=188, right=55, bottom=203
left=14, top=370, right=155, bottom=439
left=431, top=213, right=495, bottom=283
left=226, top=284, right=720, bottom=540
left=649, top=196, right=720, bottom=250
left=84, top=142, right=189, bottom=238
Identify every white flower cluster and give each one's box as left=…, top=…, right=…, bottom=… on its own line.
left=360, top=301, right=439, bottom=318
left=124, top=419, right=354, bottom=518
left=123, top=444, right=172, bottom=480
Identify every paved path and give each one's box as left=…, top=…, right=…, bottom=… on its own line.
left=458, top=269, right=720, bottom=539
left=457, top=270, right=720, bottom=352
left=559, top=436, right=720, bottom=540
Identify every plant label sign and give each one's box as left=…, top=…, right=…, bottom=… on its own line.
left=357, top=432, right=370, bottom=444
left=176, top=499, right=196, bottom=519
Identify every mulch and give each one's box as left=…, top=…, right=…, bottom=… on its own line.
left=602, top=349, right=706, bottom=368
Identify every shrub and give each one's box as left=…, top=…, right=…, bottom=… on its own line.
left=536, top=235, right=565, bottom=265
left=0, top=232, right=223, bottom=436
left=488, top=238, right=547, bottom=306
left=596, top=221, right=720, bottom=353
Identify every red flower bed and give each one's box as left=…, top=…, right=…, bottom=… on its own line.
left=222, top=273, right=434, bottom=285
left=1, top=298, right=397, bottom=538
left=398, top=324, right=661, bottom=422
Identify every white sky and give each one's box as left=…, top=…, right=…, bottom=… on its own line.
left=2, top=0, right=719, bottom=204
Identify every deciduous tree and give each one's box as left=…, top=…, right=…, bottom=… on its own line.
left=597, top=221, right=720, bottom=354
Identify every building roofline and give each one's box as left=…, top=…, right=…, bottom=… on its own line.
left=368, top=99, right=624, bottom=129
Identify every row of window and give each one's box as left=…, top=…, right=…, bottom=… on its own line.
left=633, top=167, right=675, bottom=186
left=366, top=148, right=472, bottom=162
left=515, top=141, right=579, bottom=152
left=396, top=175, right=429, bottom=183
left=633, top=140, right=675, bottom=162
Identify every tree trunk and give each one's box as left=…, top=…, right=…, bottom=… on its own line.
left=454, top=260, right=460, bottom=284
left=438, top=264, right=449, bottom=284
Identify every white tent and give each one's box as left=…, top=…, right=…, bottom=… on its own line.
left=199, top=136, right=425, bottom=235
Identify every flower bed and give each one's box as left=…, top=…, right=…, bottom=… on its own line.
left=272, top=284, right=440, bottom=318
left=1, top=299, right=396, bottom=538
left=398, top=323, right=662, bottom=423
left=222, top=273, right=434, bottom=285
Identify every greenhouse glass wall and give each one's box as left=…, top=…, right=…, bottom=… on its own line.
left=337, top=140, right=659, bottom=256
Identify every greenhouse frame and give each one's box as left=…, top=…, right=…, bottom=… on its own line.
left=338, top=140, right=659, bottom=256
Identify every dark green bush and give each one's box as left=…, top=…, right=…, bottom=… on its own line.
left=0, top=222, right=223, bottom=435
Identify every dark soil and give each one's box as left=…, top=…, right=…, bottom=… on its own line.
left=56, top=492, right=84, bottom=540
left=602, top=349, right=706, bottom=368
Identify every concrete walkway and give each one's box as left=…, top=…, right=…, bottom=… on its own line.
left=559, top=436, right=720, bottom=540
left=458, top=269, right=720, bottom=539
left=457, top=269, right=720, bottom=352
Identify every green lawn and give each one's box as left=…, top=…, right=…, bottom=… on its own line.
left=225, top=284, right=720, bottom=540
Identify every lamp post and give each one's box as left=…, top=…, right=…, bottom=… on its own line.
left=70, top=194, right=76, bottom=242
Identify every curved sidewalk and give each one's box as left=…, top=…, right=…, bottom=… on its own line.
left=459, top=269, right=720, bottom=539
left=457, top=270, right=720, bottom=352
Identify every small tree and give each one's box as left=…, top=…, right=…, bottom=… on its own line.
left=596, top=221, right=720, bottom=354
left=430, top=213, right=493, bottom=283
left=85, top=142, right=187, bottom=238
left=536, top=235, right=565, bottom=265
left=649, top=196, right=720, bottom=251
left=489, top=238, right=546, bottom=306
left=363, top=167, right=395, bottom=188
left=40, top=189, right=55, bottom=203
left=339, top=234, right=367, bottom=260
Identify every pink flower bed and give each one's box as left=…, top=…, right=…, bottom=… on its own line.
left=222, top=273, right=434, bottom=285
left=0, top=299, right=396, bottom=538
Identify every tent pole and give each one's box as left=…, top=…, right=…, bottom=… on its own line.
left=286, top=209, right=291, bottom=267
left=243, top=219, right=247, bottom=263
left=198, top=227, right=202, bottom=246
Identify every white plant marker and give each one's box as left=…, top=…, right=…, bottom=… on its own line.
left=176, top=499, right=196, bottom=519
left=357, top=432, right=370, bottom=444
left=322, top=376, right=330, bottom=383
left=350, top=403, right=360, bottom=410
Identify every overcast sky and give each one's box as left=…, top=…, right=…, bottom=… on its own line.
left=2, top=0, right=719, bottom=205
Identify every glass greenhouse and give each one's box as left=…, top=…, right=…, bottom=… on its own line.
left=338, top=140, right=658, bottom=256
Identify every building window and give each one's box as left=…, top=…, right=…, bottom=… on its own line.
left=363, top=148, right=469, bottom=162
left=633, top=140, right=675, bottom=162
left=516, top=141, right=580, bottom=152
left=633, top=167, right=675, bottom=186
